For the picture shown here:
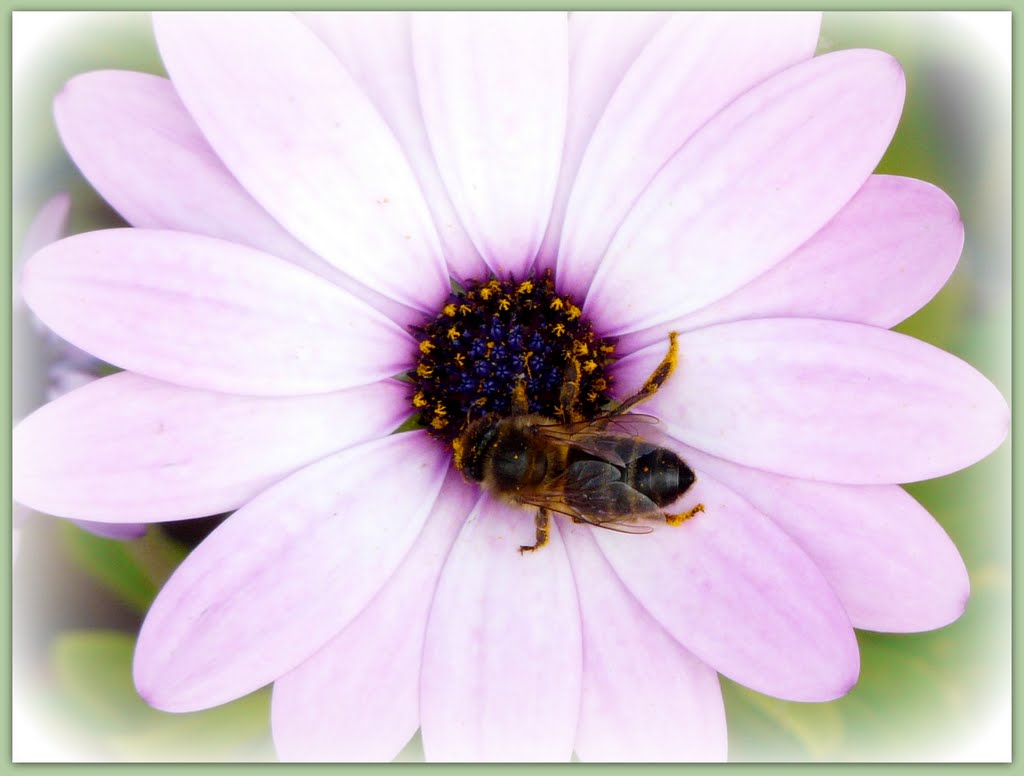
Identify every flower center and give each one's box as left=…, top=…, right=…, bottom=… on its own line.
left=409, top=274, right=616, bottom=442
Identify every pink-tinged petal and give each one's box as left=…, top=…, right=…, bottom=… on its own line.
left=134, top=432, right=449, bottom=712
left=19, top=192, right=70, bottom=262
left=559, top=12, right=820, bottom=293
left=54, top=70, right=419, bottom=326
left=412, top=12, right=568, bottom=276
left=153, top=12, right=448, bottom=313
left=14, top=372, right=409, bottom=522
left=73, top=520, right=147, bottom=540
left=22, top=229, right=413, bottom=396
left=16, top=191, right=69, bottom=329
left=299, top=12, right=487, bottom=283
left=563, top=525, right=727, bottom=762
left=595, top=471, right=859, bottom=702
left=637, top=176, right=963, bottom=340
left=616, top=319, right=1009, bottom=484
left=420, top=497, right=581, bottom=761
left=537, top=11, right=669, bottom=262
left=584, top=49, right=905, bottom=336
left=272, top=472, right=477, bottom=762
left=675, top=443, right=969, bottom=633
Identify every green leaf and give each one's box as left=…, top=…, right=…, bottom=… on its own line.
left=59, top=523, right=156, bottom=614
left=721, top=680, right=844, bottom=761
left=52, top=630, right=273, bottom=761
left=53, top=630, right=158, bottom=731
left=60, top=522, right=190, bottom=615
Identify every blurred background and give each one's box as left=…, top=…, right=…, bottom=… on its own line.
left=10, top=11, right=1011, bottom=762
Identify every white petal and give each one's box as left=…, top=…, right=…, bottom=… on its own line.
left=420, top=497, right=581, bottom=761
left=134, top=432, right=449, bottom=712
left=154, top=11, right=449, bottom=312
left=412, top=12, right=568, bottom=276
left=272, top=472, right=477, bottom=761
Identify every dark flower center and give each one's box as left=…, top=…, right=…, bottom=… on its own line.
left=409, top=273, right=616, bottom=442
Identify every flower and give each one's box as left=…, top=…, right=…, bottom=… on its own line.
left=12, top=10, right=1009, bottom=762
left=14, top=193, right=146, bottom=544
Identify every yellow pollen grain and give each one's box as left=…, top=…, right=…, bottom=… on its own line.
left=419, top=339, right=435, bottom=355
left=553, top=323, right=566, bottom=336
left=517, top=280, right=534, bottom=294
left=416, top=364, right=434, bottom=378
left=459, top=304, right=472, bottom=316
left=434, top=403, right=448, bottom=416
left=479, top=287, right=492, bottom=300
left=666, top=503, right=705, bottom=526
left=412, top=391, right=428, bottom=408
left=443, top=303, right=457, bottom=317
left=582, top=360, right=598, bottom=373
left=566, top=304, right=582, bottom=320
left=497, top=297, right=511, bottom=311
left=549, top=298, right=564, bottom=311
left=600, top=343, right=616, bottom=354
left=572, top=341, right=589, bottom=356
left=431, top=415, right=449, bottom=430
left=454, top=353, right=465, bottom=367
left=447, top=326, right=461, bottom=341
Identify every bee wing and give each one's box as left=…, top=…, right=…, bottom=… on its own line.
left=564, top=459, right=620, bottom=488
left=519, top=460, right=659, bottom=535
left=520, top=493, right=655, bottom=535
left=538, top=426, right=659, bottom=467
left=537, top=412, right=658, bottom=437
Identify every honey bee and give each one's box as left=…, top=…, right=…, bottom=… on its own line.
left=453, top=332, right=704, bottom=553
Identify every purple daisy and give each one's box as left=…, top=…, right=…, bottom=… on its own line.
left=12, top=11, right=1009, bottom=762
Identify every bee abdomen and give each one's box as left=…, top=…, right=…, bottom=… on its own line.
left=627, top=448, right=695, bottom=507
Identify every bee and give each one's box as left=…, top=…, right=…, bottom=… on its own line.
left=453, top=332, right=704, bottom=553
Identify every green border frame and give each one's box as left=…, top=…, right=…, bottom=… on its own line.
left=3, top=3, right=1018, bottom=771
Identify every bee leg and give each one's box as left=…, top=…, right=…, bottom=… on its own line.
left=512, top=378, right=529, bottom=414
left=519, top=508, right=551, bottom=554
left=665, top=502, right=705, bottom=526
left=559, top=356, right=583, bottom=421
left=612, top=331, right=679, bottom=416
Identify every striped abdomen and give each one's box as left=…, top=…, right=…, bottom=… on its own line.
left=626, top=447, right=695, bottom=507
